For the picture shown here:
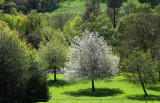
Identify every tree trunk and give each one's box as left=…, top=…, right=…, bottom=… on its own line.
left=92, top=80, right=95, bottom=91
left=140, top=81, right=148, bottom=96
left=113, top=7, right=116, bottom=28
left=137, top=68, right=148, bottom=97
left=54, top=68, right=57, bottom=81
left=159, top=70, right=160, bottom=82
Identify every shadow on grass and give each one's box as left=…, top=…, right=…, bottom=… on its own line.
left=147, top=86, right=160, bottom=92
left=127, top=94, right=160, bottom=101
left=47, top=80, right=71, bottom=87
left=64, top=88, right=123, bottom=97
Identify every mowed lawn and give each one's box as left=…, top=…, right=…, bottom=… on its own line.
left=38, top=74, right=160, bottom=103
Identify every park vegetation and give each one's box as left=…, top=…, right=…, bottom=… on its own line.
left=0, top=0, right=160, bottom=103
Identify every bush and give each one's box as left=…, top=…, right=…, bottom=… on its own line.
left=0, top=22, right=30, bottom=103
left=0, top=20, right=49, bottom=103
left=24, top=49, right=49, bottom=103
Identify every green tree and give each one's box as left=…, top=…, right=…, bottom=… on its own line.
left=63, top=16, right=83, bottom=43
left=25, top=11, right=42, bottom=35
left=0, top=20, right=49, bottom=103
left=83, top=13, right=114, bottom=45
left=0, top=21, right=30, bottom=103
left=121, top=48, right=158, bottom=96
left=116, top=13, right=160, bottom=56
left=24, top=49, right=49, bottom=103
left=39, top=39, right=68, bottom=81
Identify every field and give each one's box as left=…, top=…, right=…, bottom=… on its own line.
left=54, top=0, right=106, bottom=13
left=39, top=74, right=160, bottom=103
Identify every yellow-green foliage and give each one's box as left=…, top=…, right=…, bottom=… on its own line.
left=63, top=16, right=83, bottom=42
left=0, top=0, right=4, bottom=5
left=0, top=20, right=31, bottom=71
left=0, top=14, right=28, bottom=34
left=0, top=12, right=43, bottom=35
left=0, top=20, right=49, bottom=102
left=0, top=21, right=30, bottom=98
left=136, top=3, right=152, bottom=13
left=52, top=30, right=68, bottom=45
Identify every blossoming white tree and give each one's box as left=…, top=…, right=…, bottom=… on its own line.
left=65, top=31, right=119, bottom=91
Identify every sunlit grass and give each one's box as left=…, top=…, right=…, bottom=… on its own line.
left=54, top=0, right=106, bottom=13
left=39, top=74, right=160, bottom=103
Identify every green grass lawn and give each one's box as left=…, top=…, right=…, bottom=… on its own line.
left=39, top=74, right=160, bottom=103
left=53, top=0, right=106, bottom=13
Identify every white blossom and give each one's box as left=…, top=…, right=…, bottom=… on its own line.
left=65, top=31, right=119, bottom=81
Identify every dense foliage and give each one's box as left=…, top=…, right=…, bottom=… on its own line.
left=2, top=0, right=62, bottom=13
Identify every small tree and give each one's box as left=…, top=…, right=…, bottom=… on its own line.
left=121, top=48, right=158, bottom=96
left=65, top=31, right=119, bottom=91
left=39, top=38, right=68, bottom=81
left=106, top=0, right=122, bottom=28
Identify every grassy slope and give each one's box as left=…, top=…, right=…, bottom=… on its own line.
left=54, top=0, right=106, bottom=13
left=39, top=74, right=160, bottom=103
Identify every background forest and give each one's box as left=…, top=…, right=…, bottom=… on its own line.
left=1, top=0, right=160, bottom=103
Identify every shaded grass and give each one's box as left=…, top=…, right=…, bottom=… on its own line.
left=127, top=94, right=160, bottom=101
left=64, top=88, right=123, bottom=97
left=47, top=80, right=71, bottom=87
left=147, top=85, right=160, bottom=92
